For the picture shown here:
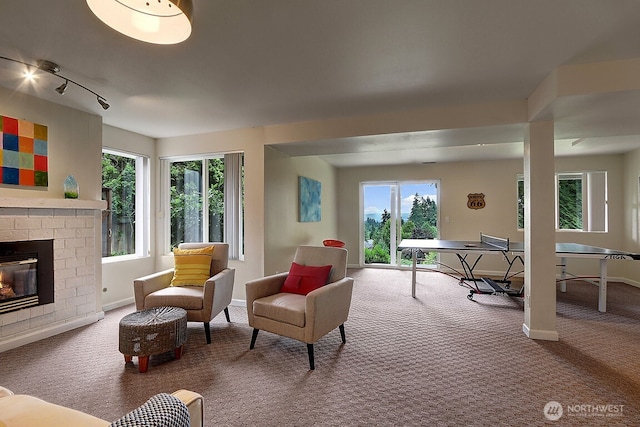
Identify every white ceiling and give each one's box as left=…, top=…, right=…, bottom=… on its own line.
left=2, top=0, right=640, bottom=167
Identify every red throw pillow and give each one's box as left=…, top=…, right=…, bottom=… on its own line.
left=280, top=262, right=332, bottom=295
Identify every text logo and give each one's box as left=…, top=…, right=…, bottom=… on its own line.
left=544, top=401, right=564, bottom=421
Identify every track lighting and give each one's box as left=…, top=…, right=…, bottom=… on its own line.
left=0, top=55, right=109, bottom=110
left=55, top=80, right=68, bottom=95
left=97, top=96, right=110, bottom=110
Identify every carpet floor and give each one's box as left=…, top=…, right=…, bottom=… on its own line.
left=1, top=268, right=639, bottom=426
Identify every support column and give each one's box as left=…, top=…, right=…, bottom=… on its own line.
left=523, top=121, right=558, bottom=341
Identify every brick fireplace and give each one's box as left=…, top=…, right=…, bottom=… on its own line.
left=0, top=198, right=106, bottom=352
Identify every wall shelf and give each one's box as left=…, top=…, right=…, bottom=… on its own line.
left=0, top=197, right=107, bottom=210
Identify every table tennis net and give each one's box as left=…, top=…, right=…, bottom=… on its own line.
left=480, top=233, right=509, bottom=250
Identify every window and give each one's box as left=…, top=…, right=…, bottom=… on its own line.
left=361, top=181, right=439, bottom=266
left=162, top=152, right=244, bottom=259
left=517, top=171, right=607, bottom=232
left=102, top=149, right=150, bottom=258
left=557, top=173, right=582, bottom=230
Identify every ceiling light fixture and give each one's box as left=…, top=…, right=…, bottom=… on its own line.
left=0, top=55, right=110, bottom=110
left=55, top=80, right=68, bottom=95
left=86, top=0, right=194, bottom=45
left=23, top=69, right=35, bottom=81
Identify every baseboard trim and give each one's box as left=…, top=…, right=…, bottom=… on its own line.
left=611, top=276, right=640, bottom=288
left=522, top=323, right=559, bottom=341
left=431, top=269, right=640, bottom=289
left=231, top=298, right=246, bottom=308
left=0, top=312, right=104, bottom=353
left=102, top=297, right=248, bottom=312
left=102, top=297, right=135, bottom=312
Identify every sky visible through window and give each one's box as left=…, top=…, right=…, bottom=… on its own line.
left=364, top=183, right=438, bottom=220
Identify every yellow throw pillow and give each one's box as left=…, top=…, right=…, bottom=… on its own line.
left=170, top=245, right=215, bottom=287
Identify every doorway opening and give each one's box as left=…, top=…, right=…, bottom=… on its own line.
left=361, top=181, right=439, bottom=267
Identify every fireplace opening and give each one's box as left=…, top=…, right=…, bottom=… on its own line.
left=0, top=240, right=54, bottom=314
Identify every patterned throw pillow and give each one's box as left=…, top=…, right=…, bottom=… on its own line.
left=170, top=245, right=214, bottom=287
left=109, top=393, right=190, bottom=427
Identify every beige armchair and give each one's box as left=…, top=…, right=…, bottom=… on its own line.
left=134, top=242, right=235, bottom=344
left=245, top=245, right=354, bottom=370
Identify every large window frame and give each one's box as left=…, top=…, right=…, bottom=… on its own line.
left=360, top=180, right=440, bottom=267
left=517, top=171, right=607, bottom=232
left=161, top=152, right=244, bottom=260
left=101, top=148, right=150, bottom=261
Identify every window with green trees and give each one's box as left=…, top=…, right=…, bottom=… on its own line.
left=517, top=171, right=606, bottom=232
left=362, top=182, right=439, bottom=266
left=558, top=174, right=583, bottom=230
left=164, top=153, right=244, bottom=259
left=102, top=150, right=149, bottom=258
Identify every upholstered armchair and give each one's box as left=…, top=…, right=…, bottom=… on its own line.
left=245, top=245, right=354, bottom=370
left=134, top=243, right=235, bottom=344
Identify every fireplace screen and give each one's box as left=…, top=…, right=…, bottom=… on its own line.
left=0, top=240, right=54, bottom=314
left=0, top=255, right=39, bottom=313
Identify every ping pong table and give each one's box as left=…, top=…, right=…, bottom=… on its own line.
left=398, top=233, right=640, bottom=312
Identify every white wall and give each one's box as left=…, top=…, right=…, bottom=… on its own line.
left=623, top=147, right=640, bottom=285
left=264, top=147, right=339, bottom=276
left=336, top=154, right=631, bottom=280
left=337, top=158, right=522, bottom=271
left=101, top=125, right=157, bottom=309
left=0, top=86, right=102, bottom=201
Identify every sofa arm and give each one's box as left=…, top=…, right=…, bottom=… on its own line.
left=171, top=390, right=204, bottom=427
left=109, top=392, right=197, bottom=427
left=204, top=268, right=236, bottom=319
left=245, top=273, right=288, bottom=302
left=0, top=386, right=14, bottom=398
left=0, top=389, right=203, bottom=427
left=305, top=277, right=354, bottom=343
left=245, top=273, right=288, bottom=324
left=133, top=269, right=175, bottom=310
left=0, top=394, right=109, bottom=427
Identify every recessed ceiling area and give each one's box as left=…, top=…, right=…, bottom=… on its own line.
left=268, top=129, right=640, bottom=168
left=268, top=124, right=525, bottom=167
left=267, top=87, right=640, bottom=167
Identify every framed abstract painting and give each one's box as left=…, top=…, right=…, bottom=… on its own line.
left=0, top=115, right=48, bottom=187
left=299, top=176, right=321, bottom=222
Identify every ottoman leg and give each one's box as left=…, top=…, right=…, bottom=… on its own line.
left=175, top=344, right=184, bottom=360
left=124, top=355, right=132, bottom=363
left=138, top=356, right=149, bottom=373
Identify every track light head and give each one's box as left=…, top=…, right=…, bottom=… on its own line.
left=36, top=60, right=60, bottom=74
left=55, top=80, right=68, bottom=95
left=97, top=96, right=110, bottom=110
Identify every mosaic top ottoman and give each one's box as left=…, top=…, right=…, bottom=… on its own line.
left=119, top=306, right=187, bottom=373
